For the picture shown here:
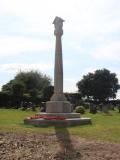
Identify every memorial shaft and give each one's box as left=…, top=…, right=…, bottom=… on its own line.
left=54, top=33, right=63, bottom=94
left=46, top=16, right=71, bottom=113
left=50, top=16, right=66, bottom=101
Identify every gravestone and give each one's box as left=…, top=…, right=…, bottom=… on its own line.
left=24, top=17, right=91, bottom=126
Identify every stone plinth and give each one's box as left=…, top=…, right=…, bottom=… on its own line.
left=24, top=112, right=92, bottom=126
left=46, top=101, right=71, bottom=113
left=36, top=112, right=81, bottom=118
left=24, top=117, right=91, bottom=127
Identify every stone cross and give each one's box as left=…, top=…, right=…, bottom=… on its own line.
left=24, top=17, right=91, bottom=126
left=46, top=16, right=71, bottom=113
left=51, top=16, right=66, bottom=101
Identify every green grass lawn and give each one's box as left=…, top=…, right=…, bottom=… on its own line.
left=0, top=108, right=120, bottom=143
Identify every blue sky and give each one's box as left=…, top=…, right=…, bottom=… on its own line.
left=0, top=0, right=120, bottom=97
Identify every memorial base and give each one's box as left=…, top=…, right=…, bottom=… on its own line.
left=24, top=117, right=91, bottom=127
left=36, top=112, right=81, bottom=118
left=46, top=101, right=71, bottom=113
left=24, top=112, right=91, bottom=127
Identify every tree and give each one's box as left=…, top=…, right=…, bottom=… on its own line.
left=2, top=71, right=52, bottom=108
left=77, top=69, right=120, bottom=102
left=2, top=80, right=13, bottom=94
left=2, top=70, right=52, bottom=96
left=10, top=81, right=25, bottom=108
left=42, top=85, right=54, bottom=101
left=11, top=81, right=25, bottom=97
left=0, top=92, right=11, bottom=108
left=15, top=71, right=51, bottom=93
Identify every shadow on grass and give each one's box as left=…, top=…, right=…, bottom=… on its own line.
left=54, top=125, right=81, bottom=160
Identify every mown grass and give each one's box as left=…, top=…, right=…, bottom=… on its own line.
left=70, top=111, right=120, bottom=142
left=0, top=108, right=120, bottom=143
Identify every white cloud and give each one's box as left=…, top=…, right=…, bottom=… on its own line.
left=91, top=41, right=120, bottom=61
left=0, top=0, right=119, bottom=38
left=82, top=68, right=97, bottom=75
left=0, top=0, right=120, bottom=95
left=0, top=36, right=52, bottom=56
left=0, top=63, right=53, bottom=73
left=64, top=78, right=78, bottom=92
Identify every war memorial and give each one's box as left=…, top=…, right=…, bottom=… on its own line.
left=24, top=17, right=91, bottom=126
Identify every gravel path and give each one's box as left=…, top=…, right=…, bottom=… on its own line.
left=0, top=131, right=120, bottom=160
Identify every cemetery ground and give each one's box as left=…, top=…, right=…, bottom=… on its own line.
left=0, top=109, right=120, bottom=159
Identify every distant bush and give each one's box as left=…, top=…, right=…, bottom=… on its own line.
left=83, top=103, right=90, bottom=109
left=0, top=92, right=11, bottom=108
left=75, top=106, right=85, bottom=114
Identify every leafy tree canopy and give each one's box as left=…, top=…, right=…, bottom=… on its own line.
left=77, top=69, right=120, bottom=102
left=2, top=71, right=52, bottom=97
left=42, top=85, right=54, bottom=101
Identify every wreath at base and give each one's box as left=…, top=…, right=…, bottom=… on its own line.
left=30, top=115, right=66, bottom=120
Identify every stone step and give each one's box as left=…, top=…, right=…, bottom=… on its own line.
left=24, top=117, right=91, bottom=127
left=36, top=112, right=81, bottom=118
